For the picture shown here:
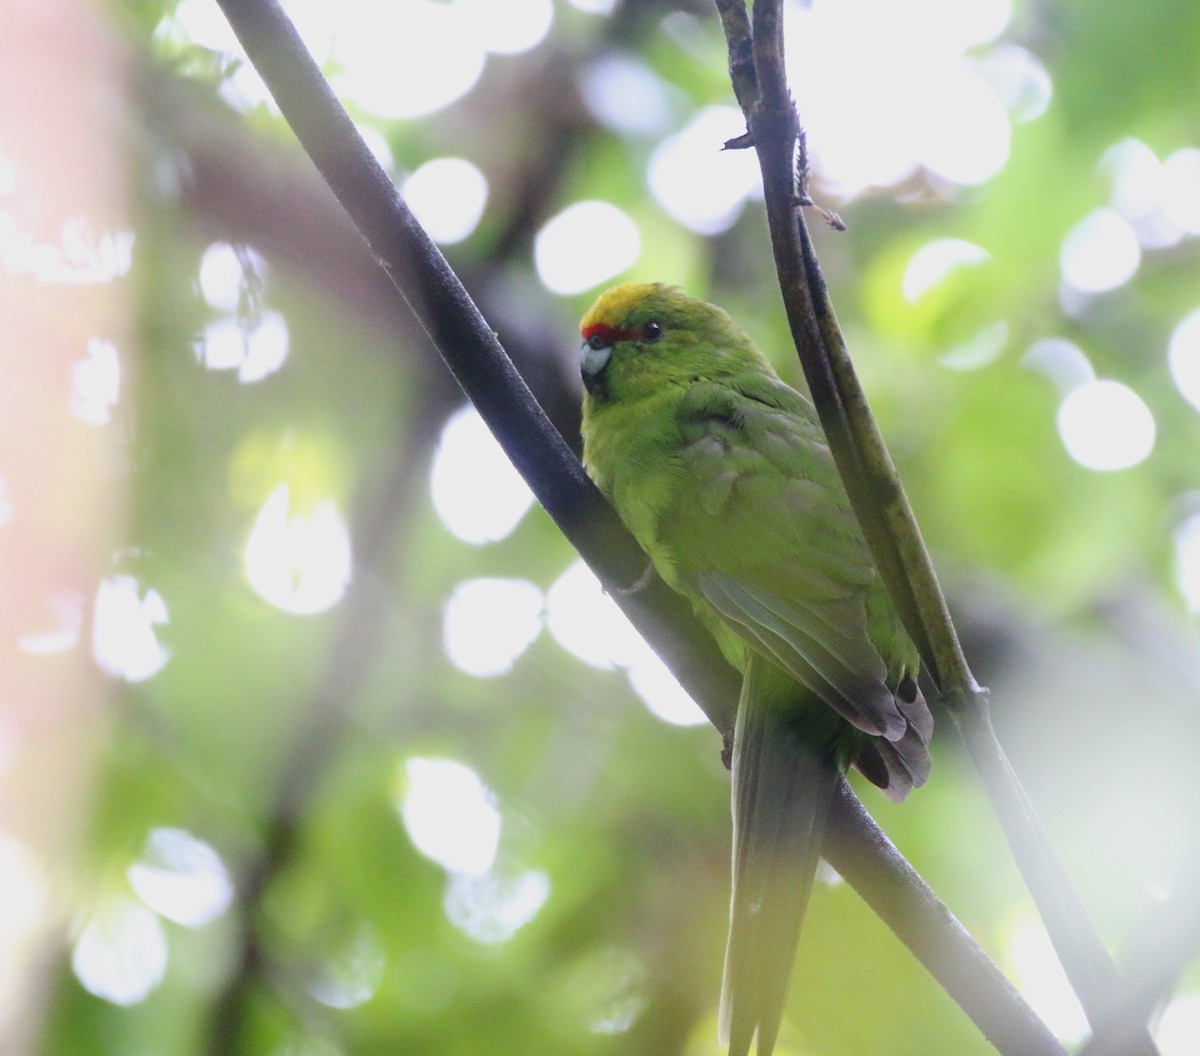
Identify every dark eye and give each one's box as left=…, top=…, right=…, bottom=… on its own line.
left=643, top=321, right=663, bottom=342
left=587, top=333, right=609, bottom=351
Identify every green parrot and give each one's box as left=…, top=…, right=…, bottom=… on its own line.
left=578, top=283, right=932, bottom=1056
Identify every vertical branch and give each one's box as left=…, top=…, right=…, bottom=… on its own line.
left=720, top=2, right=1158, bottom=1051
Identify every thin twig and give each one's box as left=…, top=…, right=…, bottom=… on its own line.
left=723, top=1, right=1158, bottom=1051
left=213, top=1, right=1073, bottom=1050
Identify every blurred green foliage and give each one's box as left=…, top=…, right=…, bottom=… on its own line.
left=36, top=1, right=1200, bottom=1054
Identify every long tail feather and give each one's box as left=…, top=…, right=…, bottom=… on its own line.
left=719, top=658, right=841, bottom=1056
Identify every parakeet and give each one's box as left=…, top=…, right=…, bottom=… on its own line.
left=578, top=283, right=932, bottom=1056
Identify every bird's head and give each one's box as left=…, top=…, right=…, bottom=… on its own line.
left=579, top=282, right=755, bottom=403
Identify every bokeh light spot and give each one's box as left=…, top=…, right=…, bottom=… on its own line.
left=580, top=54, right=669, bottom=136
left=916, top=65, right=1011, bottom=185
left=1173, top=510, right=1200, bottom=614
left=1168, top=307, right=1200, bottom=412
left=70, top=338, right=120, bottom=426
left=1160, top=148, right=1200, bottom=235
left=973, top=44, right=1052, bottom=124
left=72, top=897, right=167, bottom=1007
left=92, top=576, right=170, bottom=682
left=404, top=157, right=489, bottom=245
left=332, top=1, right=485, bottom=119
left=458, top=0, right=553, bottom=55
left=445, top=868, right=551, bottom=944
left=1059, top=208, right=1141, bottom=294
left=198, top=311, right=289, bottom=383
left=399, top=758, right=500, bottom=877
left=546, top=561, right=705, bottom=726
left=903, top=238, right=990, bottom=302
left=443, top=578, right=543, bottom=677
left=534, top=201, right=640, bottom=295
left=431, top=406, right=534, bottom=544
left=1005, top=910, right=1088, bottom=1043
left=309, top=927, right=386, bottom=1009
left=127, top=828, right=233, bottom=928
left=785, top=0, right=1020, bottom=196
left=1158, top=994, right=1200, bottom=1056
left=648, top=107, right=762, bottom=234
left=244, top=484, right=352, bottom=616
left=545, top=560, right=640, bottom=671
left=1057, top=379, right=1155, bottom=471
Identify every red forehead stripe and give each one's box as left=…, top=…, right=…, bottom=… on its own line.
left=581, top=322, right=639, bottom=344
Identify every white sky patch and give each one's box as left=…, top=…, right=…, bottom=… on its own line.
left=404, top=158, right=489, bottom=245
left=72, top=896, right=168, bottom=1007
left=545, top=559, right=643, bottom=670
left=168, top=0, right=243, bottom=54
left=534, top=201, right=640, bottom=295
left=443, top=578, right=543, bottom=677
left=431, top=406, right=534, bottom=544
left=92, top=576, right=170, bottom=683
left=399, top=757, right=500, bottom=877
left=332, top=2, right=485, bottom=119
left=546, top=560, right=706, bottom=726
left=1059, top=208, right=1141, bottom=295
left=70, top=338, right=120, bottom=426
left=913, top=62, right=1011, bottom=186
left=1173, top=511, right=1200, bottom=613
left=197, top=311, right=289, bottom=384
left=902, top=238, right=990, bottom=301
left=17, top=590, right=83, bottom=655
left=784, top=0, right=1019, bottom=195
left=282, top=0, right=338, bottom=65
left=648, top=107, right=763, bottom=235
left=445, top=868, right=551, bottom=944
left=0, top=474, right=11, bottom=528
left=1168, top=307, right=1200, bottom=412
left=569, top=0, right=616, bottom=12
left=626, top=650, right=706, bottom=727
left=1158, top=994, right=1200, bottom=1056
left=244, top=484, right=352, bottom=616
left=127, top=828, right=233, bottom=929
left=1057, top=379, right=1155, bottom=472
left=580, top=54, right=670, bottom=136
left=1160, top=148, right=1200, bottom=235
left=1005, top=910, right=1088, bottom=1044
left=458, top=0, right=553, bottom=55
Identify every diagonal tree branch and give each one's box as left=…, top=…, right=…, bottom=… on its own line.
left=212, top=1, right=1063, bottom=1051
left=719, top=1, right=1157, bottom=1052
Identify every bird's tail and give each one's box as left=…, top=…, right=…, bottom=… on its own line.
left=719, top=657, right=841, bottom=1056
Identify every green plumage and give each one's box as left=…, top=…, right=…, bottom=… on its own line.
left=579, top=283, right=932, bottom=1056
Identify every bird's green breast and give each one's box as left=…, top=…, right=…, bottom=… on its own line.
left=581, top=386, right=692, bottom=588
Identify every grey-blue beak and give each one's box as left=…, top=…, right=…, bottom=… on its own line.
left=581, top=340, right=612, bottom=395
